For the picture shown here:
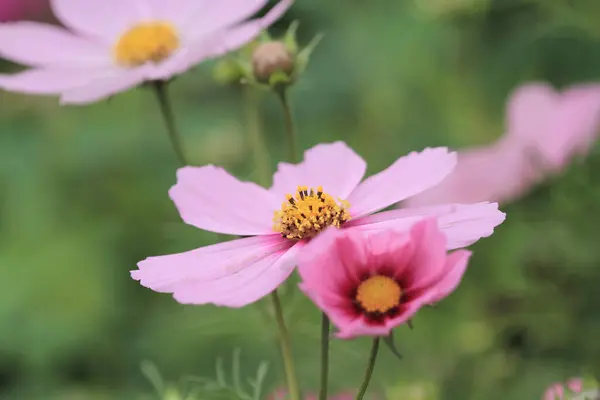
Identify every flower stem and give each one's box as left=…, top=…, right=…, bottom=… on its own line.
left=270, top=290, right=301, bottom=400
left=244, top=86, right=271, bottom=186
left=318, top=313, right=330, bottom=400
left=276, top=88, right=298, bottom=163
left=152, top=80, right=187, bottom=166
left=355, top=338, right=381, bottom=400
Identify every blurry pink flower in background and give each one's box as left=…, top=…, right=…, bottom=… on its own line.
left=404, top=83, right=600, bottom=208
left=543, top=377, right=583, bottom=399
left=297, top=219, right=471, bottom=339
left=0, top=0, right=48, bottom=22
left=268, top=388, right=356, bottom=399
left=0, top=0, right=292, bottom=104
left=132, top=142, right=504, bottom=308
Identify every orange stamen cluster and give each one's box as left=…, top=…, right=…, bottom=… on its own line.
left=355, top=275, right=402, bottom=314
left=114, top=22, right=179, bottom=67
left=273, top=185, right=351, bottom=240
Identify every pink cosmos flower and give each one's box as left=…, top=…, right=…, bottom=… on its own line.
left=131, top=142, right=505, bottom=307
left=296, top=219, right=471, bottom=338
left=0, top=0, right=292, bottom=104
left=405, top=82, right=600, bottom=207
left=543, top=377, right=584, bottom=400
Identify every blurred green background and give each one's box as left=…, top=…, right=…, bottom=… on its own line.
left=2, top=0, right=600, bottom=398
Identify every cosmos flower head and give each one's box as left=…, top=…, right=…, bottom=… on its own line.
left=132, top=141, right=505, bottom=307
left=0, top=0, right=292, bottom=104
left=405, top=82, right=600, bottom=207
left=296, top=219, right=471, bottom=338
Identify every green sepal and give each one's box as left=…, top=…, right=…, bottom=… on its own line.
left=383, top=330, right=404, bottom=361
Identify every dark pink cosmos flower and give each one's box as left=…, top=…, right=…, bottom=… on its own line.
left=296, top=218, right=470, bottom=338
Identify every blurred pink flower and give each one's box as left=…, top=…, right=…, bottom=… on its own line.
left=566, top=378, right=584, bottom=393
left=132, top=142, right=504, bottom=307
left=268, top=388, right=356, bottom=399
left=544, top=383, right=565, bottom=400
left=0, top=0, right=292, bottom=104
left=405, top=82, right=600, bottom=207
left=0, top=0, right=48, bottom=22
left=543, top=377, right=584, bottom=400
left=296, top=219, right=471, bottom=338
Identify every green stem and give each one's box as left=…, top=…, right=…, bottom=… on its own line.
left=276, top=89, right=298, bottom=163
left=270, top=291, right=301, bottom=400
left=355, top=338, right=381, bottom=400
left=153, top=80, right=187, bottom=166
left=318, top=313, right=330, bottom=400
left=244, top=86, right=271, bottom=186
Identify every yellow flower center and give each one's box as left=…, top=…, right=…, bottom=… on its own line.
left=273, top=185, right=351, bottom=240
left=356, top=275, right=402, bottom=314
left=113, top=22, right=180, bottom=67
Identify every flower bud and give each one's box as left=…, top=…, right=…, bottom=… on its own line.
left=251, top=41, right=294, bottom=83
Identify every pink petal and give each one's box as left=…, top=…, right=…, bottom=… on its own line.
left=169, top=166, right=280, bottom=235
left=132, top=234, right=291, bottom=293
left=542, top=85, right=600, bottom=169
left=297, top=228, right=372, bottom=329
left=402, top=218, right=448, bottom=290
left=348, top=202, right=505, bottom=250
left=144, top=0, right=211, bottom=30
left=0, top=22, right=110, bottom=67
left=543, top=384, right=564, bottom=400
left=180, top=0, right=292, bottom=69
left=51, top=0, right=151, bottom=43
left=346, top=148, right=456, bottom=218
left=0, top=68, right=108, bottom=95
left=269, top=141, right=366, bottom=201
left=506, top=83, right=558, bottom=147
left=566, top=378, right=583, bottom=393
left=336, top=318, right=393, bottom=339
left=172, top=242, right=299, bottom=307
left=59, top=68, right=146, bottom=105
left=426, top=250, right=471, bottom=303
left=184, top=0, right=271, bottom=40
left=403, top=137, right=543, bottom=206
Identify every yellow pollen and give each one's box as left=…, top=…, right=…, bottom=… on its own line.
left=114, top=22, right=179, bottom=67
left=273, top=185, right=351, bottom=240
left=355, top=275, right=402, bottom=314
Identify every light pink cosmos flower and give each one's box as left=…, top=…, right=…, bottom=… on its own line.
left=543, top=377, right=584, bottom=400
left=0, top=0, right=292, bottom=104
left=131, top=142, right=505, bottom=307
left=405, top=82, right=600, bottom=207
left=296, top=219, right=470, bottom=339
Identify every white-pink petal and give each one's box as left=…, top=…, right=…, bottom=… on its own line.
left=169, top=165, right=281, bottom=236
left=132, top=234, right=291, bottom=293
left=347, top=202, right=505, bottom=250
left=59, top=68, right=146, bottom=105
left=270, top=141, right=367, bottom=201
left=0, top=68, right=102, bottom=94
left=184, top=0, right=270, bottom=41
left=182, top=0, right=294, bottom=71
left=0, top=22, right=110, bottom=67
left=172, top=242, right=300, bottom=307
left=346, top=147, right=457, bottom=218
left=144, top=0, right=211, bottom=30
left=51, top=0, right=152, bottom=43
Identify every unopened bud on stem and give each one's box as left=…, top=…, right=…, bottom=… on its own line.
left=252, top=41, right=294, bottom=82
